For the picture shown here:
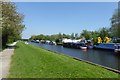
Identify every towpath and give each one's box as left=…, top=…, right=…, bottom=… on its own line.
left=0, top=48, right=14, bottom=79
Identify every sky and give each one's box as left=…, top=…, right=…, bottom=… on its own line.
left=15, top=2, right=118, bottom=39
left=11, top=0, right=119, bottom=2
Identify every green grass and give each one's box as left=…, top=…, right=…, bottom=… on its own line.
left=9, top=42, right=119, bottom=78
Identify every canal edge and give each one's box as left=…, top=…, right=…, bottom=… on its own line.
left=73, top=57, right=120, bottom=74
left=48, top=49, right=120, bottom=74
left=45, top=47, right=120, bottom=74
left=29, top=43, right=120, bottom=74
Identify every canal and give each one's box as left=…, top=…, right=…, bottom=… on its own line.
left=29, top=42, right=120, bottom=71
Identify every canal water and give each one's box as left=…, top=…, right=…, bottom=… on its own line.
left=29, top=42, right=120, bottom=71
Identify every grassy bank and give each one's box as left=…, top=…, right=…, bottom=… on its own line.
left=9, top=42, right=119, bottom=78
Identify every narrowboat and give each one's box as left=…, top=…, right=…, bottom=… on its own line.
left=94, top=43, right=120, bottom=53
left=63, top=42, right=87, bottom=49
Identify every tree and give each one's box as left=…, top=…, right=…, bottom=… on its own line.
left=91, top=31, right=99, bottom=39
left=91, top=31, right=99, bottom=45
left=29, top=35, right=36, bottom=40
left=55, top=33, right=62, bottom=43
left=62, top=33, right=70, bottom=39
left=80, top=30, right=91, bottom=40
left=98, top=27, right=110, bottom=41
left=71, top=33, right=75, bottom=39
left=75, top=33, right=79, bottom=39
left=58, top=33, right=62, bottom=39
left=110, top=8, right=120, bottom=38
left=37, top=34, right=45, bottom=40
left=1, top=2, right=25, bottom=47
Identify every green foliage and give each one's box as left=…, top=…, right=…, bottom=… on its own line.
left=37, top=34, right=45, bottom=40
left=93, top=37, right=98, bottom=45
left=71, top=33, right=75, bottom=39
left=80, top=30, right=91, bottom=40
left=111, top=9, right=120, bottom=38
left=55, top=39, right=61, bottom=43
left=29, top=33, right=71, bottom=42
left=7, top=36, right=14, bottom=43
left=91, top=31, right=99, bottom=38
left=98, top=27, right=110, bottom=41
left=113, top=39, right=120, bottom=43
left=1, top=2, right=25, bottom=48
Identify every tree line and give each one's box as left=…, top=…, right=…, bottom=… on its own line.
left=30, top=27, right=119, bottom=44
left=29, top=27, right=110, bottom=44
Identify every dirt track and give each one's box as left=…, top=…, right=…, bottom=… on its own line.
left=0, top=48, right=14, bottom=78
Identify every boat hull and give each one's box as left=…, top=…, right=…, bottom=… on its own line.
left=87, top=46, right=93, bottom=49
left=63, top=42, right=85, bottom=49
left=114, top=49, right=120, bottom=53
left=94, top=43, right=115, bottom=50
left=80, top=47, right=87, bottom=50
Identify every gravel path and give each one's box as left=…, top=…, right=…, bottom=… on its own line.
left=0, top=48, right=14, bottom=78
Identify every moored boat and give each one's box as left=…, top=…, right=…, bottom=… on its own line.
left=80, top=46, right=87, bottom=50
left=87, top=45, right=93, bottom=49
left=63, top=42, right=87, bottom=49
left=94, top=43, right=115, bottom=50
left=114, top=49, right=120, bottom=53
left=49, top=41, right=56, bottom=45
left=114, top=44, right=120, bottom=53
left=94, top=43, right=120, bottom=53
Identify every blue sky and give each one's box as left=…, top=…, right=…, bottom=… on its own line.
left=15, top=2, right=117, bottom=39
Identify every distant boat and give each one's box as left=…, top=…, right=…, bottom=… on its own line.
left=45, top=40, right=51, bottom=44
left=49, top=41, right=56, bottom=45
left=35, top=40, right=39, bottom=43
left=80, top=46, right=87, bottom=50
left=114, top=44, right=120, bottom=53
left=32, top=40, right=39, bottom=43
left=63, top=42, right=87, bottom=49
left=114, top=49, right=120, bottom=53
left=40, top=40, right=46, bottom=44
left=86, top=40, right=93, bottom=49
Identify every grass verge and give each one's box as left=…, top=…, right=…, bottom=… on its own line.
left=9, top=42, right=119, bottom=78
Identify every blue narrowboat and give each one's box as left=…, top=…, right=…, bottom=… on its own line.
left=94, top=43, right=120, bottom=52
